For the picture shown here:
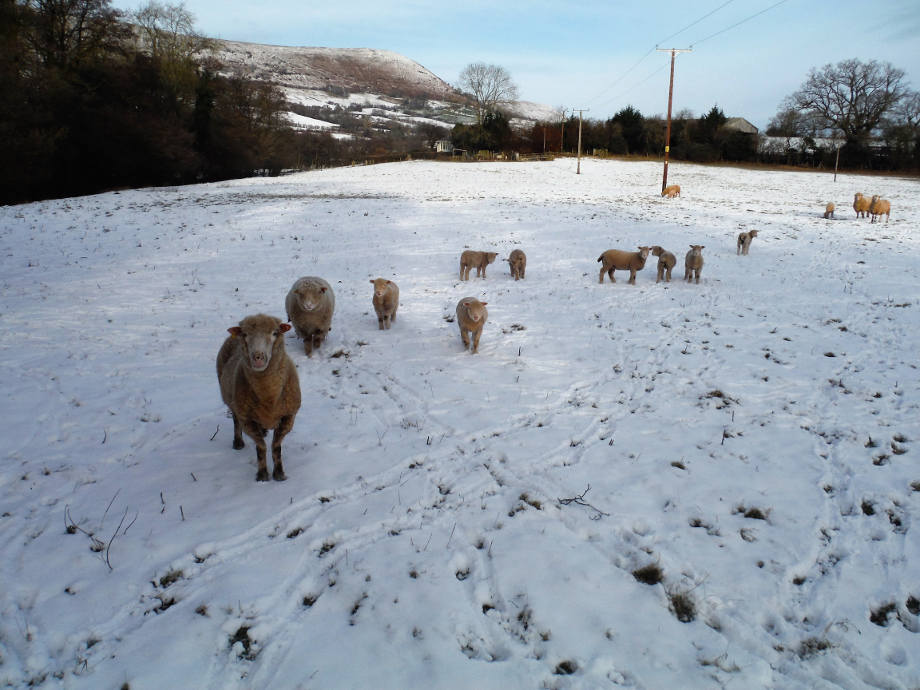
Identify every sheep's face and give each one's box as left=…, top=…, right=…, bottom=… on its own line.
left=296, top=286, right=327, bottom=312
left=371, top=278, right=391, bottom=298
left=229, top=316, right=291, bottom=372
left=484, top=252, right=498, bottom=265
left=460, top=299, right=487, bottom=323
left=637, top=246, right=650, bottom=259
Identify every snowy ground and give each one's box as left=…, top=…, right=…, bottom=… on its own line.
left=1, top=159, right=918, bottom=689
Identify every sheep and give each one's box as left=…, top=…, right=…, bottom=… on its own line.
left=824, top=202, right=835, bottom=219
left=216, top=314, right=301, bottom=482
left=370, top=277, right=399, bottom=330
left=736, top=229, right=759, bottom=256
left=684, top=245, right=705, bottom=283
left=853, top=192, right=871, bottom=219
left=456, top=297, right=488, bottom=354
left=650, top=246, right=676, bottom=283
left=459, top=250, right=498, bottom=280
left=869, top=195, right=891, bottom=224
left=285, top=276, right=335, bottom=356
left=506, top=248, right=526, bottom=280
left=597, top=246, right=650, bottom=285
left=661, top=184, right=681, bottom=198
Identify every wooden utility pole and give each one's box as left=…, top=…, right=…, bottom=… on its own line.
left=657, top=48, right=691, bottom=192
left=560, top=111, right=567, bottom=153
left=574, top=108, right=589, bottom=174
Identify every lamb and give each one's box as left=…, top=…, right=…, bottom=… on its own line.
left=736, top=229, right=759, bottom=255
left=650, top=246, right=676, bottom=283
left=824, top=202, right=835, bottom=219
left=285, top=276, right=335, bottom=356
left=216, top=314, right=301, bottom=482
left=597, top=246, right=650, bottom=285
left=455, top=297, right=488, bottom=354
left=853, top=192, right=871, bottom=219
left=506, top=248, right=526, bottom=280
left=459, top=250, right=498, bottom=280
left=370, top=277, right=399, bottom=330
left=684, top=245, right=705, bottom=283
left=661, top=184, right=681, bottom=198
left=869, top=195, right=891, bottom=224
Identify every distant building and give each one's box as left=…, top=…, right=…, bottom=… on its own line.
left=723, top=118, right=758, bottom=135
left=435, top=139, right=454, bottom=154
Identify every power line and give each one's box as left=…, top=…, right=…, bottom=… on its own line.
left=589, top=1, right=737, bottom=105
left=689, top=0, right=790, bottom=47
left=656, top=0, right=736, bottom=47
left=588, top=0, right=792, bottom=113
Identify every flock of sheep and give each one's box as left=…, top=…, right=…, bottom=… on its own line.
left=216, top=182, right=893, bottom=482
left=824, top=192, right=892, bottom=222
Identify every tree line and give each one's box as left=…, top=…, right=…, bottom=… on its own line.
left=452, top=58, right=919, bottom=171
left=0, top=0, right=436, bottom=205
left=2, top=7, right=917, bottom=208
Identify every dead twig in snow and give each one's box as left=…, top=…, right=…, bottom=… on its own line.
left=558, top=485, right=610, bottom=520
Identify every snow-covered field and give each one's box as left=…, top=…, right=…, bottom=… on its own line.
left=1, top=159, right=918, bottom=689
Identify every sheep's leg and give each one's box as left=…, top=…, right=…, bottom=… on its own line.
left=666, top=267, right=672, bottom=282
left=231, top=412, right=245, bottom=449
left=628, top=269, right=636, bottom=285
left=242, top=421, right=269, bottom=481
left=459, top=324, right=470, bottom=350
left=471, top=327, right=481, bottom=354
left=598, top=266, right=606, bottom=284
left=377, top=315, right=385, bottom=330
left=270, top=415, right=295, bottom=481
left=608, top=268, right=616, bottom=283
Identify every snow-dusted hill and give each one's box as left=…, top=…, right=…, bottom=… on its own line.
left=1, top=158, right=918, bottom=688
left=207, top=40, right=555, bottom=133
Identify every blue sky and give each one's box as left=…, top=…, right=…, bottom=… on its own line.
left=109, top=0, right=920, bottom=129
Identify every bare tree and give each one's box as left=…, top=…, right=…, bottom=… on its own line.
left=783, top=58, right=909, bottom=144
left=458, top=62, right=518, bottom=126
left=133, top=1, right=209, bottom=62
left=132, top=2, right=210, bottom=99
left=20, top=0, right=128, bottom=68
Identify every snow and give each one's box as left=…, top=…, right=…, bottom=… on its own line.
left=1, top=158, right=918, bottom=689
left=282, top=112, right=340, bottom=131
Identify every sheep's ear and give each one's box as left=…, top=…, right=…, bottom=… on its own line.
left=369, top=279, right=374, bottom=284
left=279, top=323, right=292, bottom=333
left=228, top=326, right=242, bottom=337
left=480, top=301, right=488, bottom=306
left=320, top=287, right=327, bottom=293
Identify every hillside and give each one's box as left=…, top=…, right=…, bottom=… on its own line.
left=206, top=40, right=557, bottom=134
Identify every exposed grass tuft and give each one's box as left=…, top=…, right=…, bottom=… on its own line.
left=668, top=590, right=697, bottom=622
left=632, top=563, right=664, bottom=585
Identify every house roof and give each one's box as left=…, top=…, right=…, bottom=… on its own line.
left=724, top=117, right=758, bottom=134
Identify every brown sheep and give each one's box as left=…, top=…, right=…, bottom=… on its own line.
left=216, top=314, right=301, bottom=482
left=661, top=184, right=681, bottom=198
left=459, top=250, right=498, bottom=280
left=684, top=245, right=704, bottom=283
left=824, top=202, right=835, bottom=219
left=456, top=297, right=488, bottom=354
left=650, top=246, right=676, bottom=283
left=869, top=195, right=891, bottom=224
left=597, top=247, right=650, bottom=285
left=737, top=229, right=759, bottom=256
left=506, top=249, right=526, bottom=280
left=853, top=193, right=871, bottom=219
left=285, top=276, right=335, bottom=356
left=370, top=278, right=399, bottom=330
